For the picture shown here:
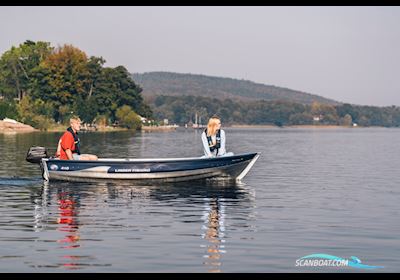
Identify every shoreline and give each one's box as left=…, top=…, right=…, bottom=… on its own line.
left=229, top=124, right=399, bottom=129
left=141, top=125, right=178, bottom=131
left=46, top=126, right=130, bottom=133
left=229, top=124, right=351, bottom=129
left=286, top=125, right=353, bottom=129
left=1, top=122, right=394, bottom=133
left=2, top=124, right=178, bottom=133
left=46, top=125, right=178, bottom=132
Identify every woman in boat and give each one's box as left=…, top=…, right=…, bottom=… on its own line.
left=201, top=115, right=233, bottom=158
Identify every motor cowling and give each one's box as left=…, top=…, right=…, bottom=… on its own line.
left=26, top=146, right=49, bottom=164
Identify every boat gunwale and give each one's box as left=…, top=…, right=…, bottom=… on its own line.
left=43, top=152, right=259, bottom=164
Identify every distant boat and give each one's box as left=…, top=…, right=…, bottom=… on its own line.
left=192, top=123, right=206, bottom=129
left=192, top=112, right=206, bottom=129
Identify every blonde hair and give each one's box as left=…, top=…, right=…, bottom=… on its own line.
left=206, top=116, right=221, bottom=136
left=70, top=116, right=81, bottom=125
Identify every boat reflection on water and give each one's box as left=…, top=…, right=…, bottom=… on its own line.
left=33, top=182, right=84, bottom=270
left=56, top=191, right=81, bottom=269
left=57, top=192, right=80, bottom=249
left=201, top=197, right=225, bottom=273
left=32, top=179, right=255, bottom=272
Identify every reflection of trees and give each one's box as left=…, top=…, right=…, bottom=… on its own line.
left=202, top=198, right=225, bottom=273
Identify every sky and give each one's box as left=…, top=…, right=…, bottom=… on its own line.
left=1, top=6, right=400, bottom=106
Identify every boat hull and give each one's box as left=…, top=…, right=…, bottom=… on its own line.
left=41, top=153, right=259, bottom=183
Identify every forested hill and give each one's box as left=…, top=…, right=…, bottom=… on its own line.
left=2, top=41, right=399, bottom=129
left=132, top=71, right=340, bottom=105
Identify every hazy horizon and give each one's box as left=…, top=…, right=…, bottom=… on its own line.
left=1, top=6, right=399, bottom=106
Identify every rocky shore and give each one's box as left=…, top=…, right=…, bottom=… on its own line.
left=0, top=119, right=38, bottom=133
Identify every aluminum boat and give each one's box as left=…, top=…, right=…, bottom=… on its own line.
left=26, top=147, right=259, bottom=183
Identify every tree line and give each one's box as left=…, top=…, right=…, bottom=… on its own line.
left=148, top=95, right=400, bottom=127
left=2, top=40, right=400, bottom=130
left=0, top=40, right=152, bottom=130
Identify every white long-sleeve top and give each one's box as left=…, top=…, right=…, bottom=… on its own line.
left=201, top=129, right=227, bottom=157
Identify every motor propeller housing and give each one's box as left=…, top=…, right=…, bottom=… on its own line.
left=26, top=146, right=48, bottom=164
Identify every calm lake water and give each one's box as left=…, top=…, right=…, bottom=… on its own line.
left=0, top=127, right=399, bottom=272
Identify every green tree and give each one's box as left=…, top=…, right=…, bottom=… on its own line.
left=75, top=96, right=99, bottom=124
left=336, top=103, right=359, bottom=123
left=16, top=96, right=55, bottom=130
left=35, top=44, right=91, bottom=108
left=115, top=105, right=142, bottom=130
left=289, top=112, right=313, bottom=125
left=91, top=66, right=152, bottom=123
left=0, top=40, right=52, bottom=100
left=339, top=114, right=353, bottom=126
left=0, top=100, right=19, bottom=119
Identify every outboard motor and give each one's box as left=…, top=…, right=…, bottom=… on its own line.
left=26, top=146, right=49, bottom=164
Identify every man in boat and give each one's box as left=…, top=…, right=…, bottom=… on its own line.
left=201, top=115, right=233, bottom=158
left=56, top=116, right=98, bottom=160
